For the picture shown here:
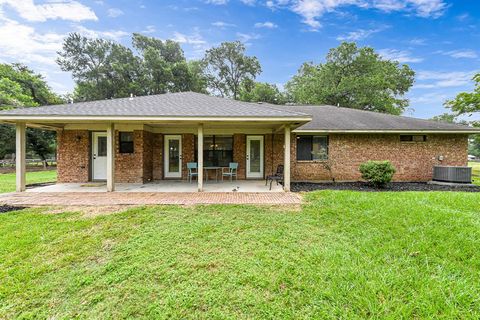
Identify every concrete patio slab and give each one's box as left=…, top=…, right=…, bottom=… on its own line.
left=0, top=192, right=301, bottom=206
left=25, top=180, right=284, bottom=193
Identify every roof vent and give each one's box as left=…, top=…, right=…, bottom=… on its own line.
left=129, top=93, right=134, bottom=100
left=257, top=102, right=263, bottom=104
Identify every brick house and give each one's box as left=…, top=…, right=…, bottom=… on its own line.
left=0, top=92, right=478, bottom=192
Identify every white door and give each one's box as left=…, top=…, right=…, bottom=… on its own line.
left=164, top=135, right=182, bottom=178
left=246, top=136, right=264, bottom=179
left=92, top=132, right=107, bottom=180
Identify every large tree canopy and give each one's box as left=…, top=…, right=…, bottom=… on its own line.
left=239, top=81, right=287, bottom=105
left=444, top=74, right=480, bottom=156
left=445, top=73, right=480, bottom=117
left=0, top=64, right=62, bottom=161
left=202, top=41, right=261, bottom=100
left=57, top=33, right=207, bottom=101
left=286, top=42, right=415, bottom=115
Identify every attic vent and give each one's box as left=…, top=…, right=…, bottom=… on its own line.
left=433, top=166, right=472, bottom=184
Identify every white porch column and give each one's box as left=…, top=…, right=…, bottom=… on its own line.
left=283, top=125, right=291, bottom=192
left=197, top=124, right=204, bottom=192
left=106, top=123, right=115, bottom=192
left=15, top=123, right=26, bottom=192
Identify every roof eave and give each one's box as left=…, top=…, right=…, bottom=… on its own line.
left=293, top=129, right=480, bottom=134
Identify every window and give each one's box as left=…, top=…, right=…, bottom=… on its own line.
left=119, top=132, right=134, bottom=153
left=400, top=135, right=427, bottom=142
left=296, top=135, right=328, bottom=161
left=195, top=135, right=233, bottom=166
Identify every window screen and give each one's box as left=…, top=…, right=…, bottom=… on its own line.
left=196, top=135, right=233, bottom=166
left=119, top=132, right=134, bottom=153
left=400, top=135, right=427, bottom=142
left=296, top=135, right=328, bottom=160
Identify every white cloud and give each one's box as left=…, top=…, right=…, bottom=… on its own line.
left=336, top=27, right=385, bottom=41
left=141, top=25, right=156, bottom=34
left=441, top=50, right=478, bottom=59
left=236, top=32, right=261, bottom=43
left=212, top=21, right=236, bottom=28
left=264, top=0, right=447, bottom=30
left=408, top=38, right=426, bottom=45
left=75, top=26, right=129, bottom=41
left=205, top=0, right=228, bottom=4
left=378, top=49, right=423, bottom=63
left=172, top=29, right=210, bottom=58
left=241, top=0, right=256, bottom=4
left=107, top=8, right=124, bottom=18
left=0, top=18, right=64, bottom=66
left=415, top=70, right=476, bottom=88
left=0, top=0, right=97, bottom=22
left=254, top=21, right=278, bottom=28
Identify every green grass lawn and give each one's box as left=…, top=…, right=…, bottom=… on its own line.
left=0, top=170, right=57, bottom=193
left=469, top=161, right=480, bottom=186
left=1, top=191, right=480, bottom=319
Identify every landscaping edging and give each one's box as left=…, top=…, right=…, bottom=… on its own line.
left=292, top=182, right=480, bottom=192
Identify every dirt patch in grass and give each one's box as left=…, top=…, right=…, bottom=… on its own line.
left=292, top=181, right=480, bottom=192
left=0, top=205, right=25, bottom=213
left=43, top=205, right=137, bottom=217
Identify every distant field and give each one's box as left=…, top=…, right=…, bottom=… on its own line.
left=469, top=162, right=480, bottom=186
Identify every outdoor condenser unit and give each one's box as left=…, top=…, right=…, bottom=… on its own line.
left=433, top=166, right=472, bottom=184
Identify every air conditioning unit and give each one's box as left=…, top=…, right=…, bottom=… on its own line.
left=433, top=166, right=472, bottom=184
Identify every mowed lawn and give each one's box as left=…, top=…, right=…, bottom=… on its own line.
left=0, top=170, right=57, bottom=193
left=1, top=191, right=480, bottom=319
left=470, top=161, right=480, bottom=186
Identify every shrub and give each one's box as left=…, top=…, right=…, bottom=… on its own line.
left=359, top=161, right=396, bottom=188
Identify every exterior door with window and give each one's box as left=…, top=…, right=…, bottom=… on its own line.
left=92, top=132, right=107, bottom=180
left=164, top=135, right=182, bottom=178
left=246, top=136, right=264, bottom=179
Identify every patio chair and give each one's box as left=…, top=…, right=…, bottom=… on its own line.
left=222, top=162, right=238, bottom=181
left=187, top=162, right=198, bottom=183
left=265, top=165, right=284, bottom=190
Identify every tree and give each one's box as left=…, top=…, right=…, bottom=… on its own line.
left=57, top=33, right=207, bottom=101
left=286, top=42, right=415, bottom=115
left=0, top=63, right=61, bottom=162
left=444, top=75, right=480, bottom=157
left=239, top=81, right=287, bottom=104
left=202, top=41, right=261, bottom=99
left=57, top=33, right=142, bottom=101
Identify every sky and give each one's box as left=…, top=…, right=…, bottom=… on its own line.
left=0, top=0, right=479, bottom=120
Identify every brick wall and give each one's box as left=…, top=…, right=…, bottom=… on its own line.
left=289, top=133, right=468, bottom=182
left=233, top=134, right=246, bottom=179
left=182, top=133, right=195, bottom=180
left=152, top=133, right=163, bottom=180
left=57, top=130, right=90, bottom=183
left=57, top=130, right=469, bottom=184
left=265, top=134, right=285, bottom=177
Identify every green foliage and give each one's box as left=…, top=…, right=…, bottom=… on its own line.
left=0, top=63, right=61, bottom=160
left=286, top=42, right=415, bottom=115
left=359, top=160, right=396, bottom=188
left=2, top=192, right=480, bottom=318
left=430, top=113, right=457, bottom=123
left=57, top=33, right=207, bottom=101
left=445, top=73, right=480, bottom=116
left=239, top=81, right=287, bottom=104
left=202, top=41, right=261, bottom=99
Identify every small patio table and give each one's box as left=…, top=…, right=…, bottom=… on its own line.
left=203, top=166, right=224, bottom=182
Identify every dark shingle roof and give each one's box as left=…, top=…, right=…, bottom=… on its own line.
left=0, top=92, right=309, bottom=118
left=288, top=105, right=479, bottom=133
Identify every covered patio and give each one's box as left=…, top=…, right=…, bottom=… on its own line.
left=26, top=179, right=284, bottom=193
left=0, top=93, right=312, bottom=194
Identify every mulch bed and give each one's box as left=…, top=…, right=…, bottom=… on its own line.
left=292, top=182, right=480, bottom=192
left=0, top=205, right=26, bottom=213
